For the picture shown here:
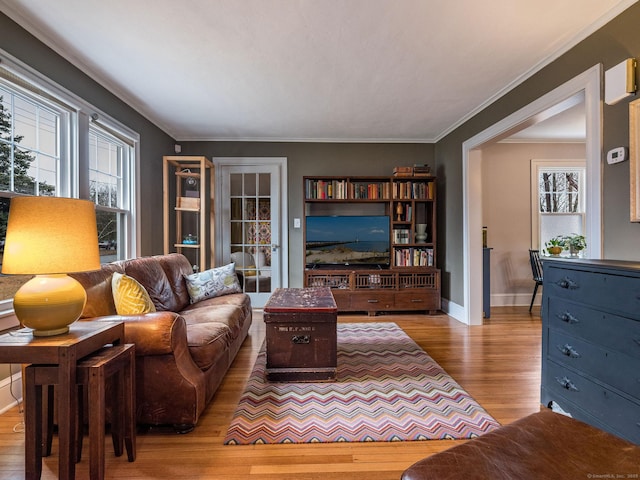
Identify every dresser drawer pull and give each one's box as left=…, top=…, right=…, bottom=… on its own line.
left=367, top=299, right=379, bottom=303
left=556, top=277, right=578, bottom=290
left=410, top=299, right=423, bottom=303
left=557, top=344, right=581, bottom=358
left=557, top=312, right=579, bottom=325
left=556, top=376, right=579, bottom=392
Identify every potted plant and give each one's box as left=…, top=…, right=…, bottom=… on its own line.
left=562, top=234, right=586, bottom=257
left=545, top=236, right=565, bottom=256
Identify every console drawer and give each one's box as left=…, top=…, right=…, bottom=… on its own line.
left=350, top=293, right=394, bottom=311
left=395, top=292, right=437, bottom=310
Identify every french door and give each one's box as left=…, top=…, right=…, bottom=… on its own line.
left=216, top=158, right=287, bottom=307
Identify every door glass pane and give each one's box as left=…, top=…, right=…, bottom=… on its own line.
left=230, top=173, right=242, bottom=196
left=259, top=173, right=270, bottom=196
left=244, top=173, right=256, bottom=196
left=229, top=172, right=272, bottom=295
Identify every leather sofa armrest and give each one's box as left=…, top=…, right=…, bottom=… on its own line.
left=93, top=311, right=186, bottom=356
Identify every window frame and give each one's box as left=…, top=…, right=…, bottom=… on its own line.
left=0, top=50, right=140, bottom=320
left=530, top=158, right=586, bottom=251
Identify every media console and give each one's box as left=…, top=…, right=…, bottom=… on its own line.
left=304, top=174, right=441, bottom=315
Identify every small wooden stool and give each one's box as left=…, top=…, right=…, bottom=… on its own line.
left=25, top=343, right=136, bottom=480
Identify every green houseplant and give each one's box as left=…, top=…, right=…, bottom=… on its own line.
left=562, top=234, right=586, bottom=257
left=545, top=236, right=565, bottom=256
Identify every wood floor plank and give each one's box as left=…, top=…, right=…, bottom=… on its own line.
left=0, top=307, right=542, bottom=479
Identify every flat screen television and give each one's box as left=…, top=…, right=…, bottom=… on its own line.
left=305, top=215, right=390, bottom=267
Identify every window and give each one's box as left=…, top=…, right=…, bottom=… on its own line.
left=89, top=124, right=133, bottom=263
left=531, top=159, right=586, bottom=253
left=0, top=57, right=139, bottom=311
left=1, top=85, right=62, bottom=196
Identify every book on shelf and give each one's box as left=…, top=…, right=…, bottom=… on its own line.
left=393, top=229, right=411, bottom=244
left=393, top=165, right=432, bottom=177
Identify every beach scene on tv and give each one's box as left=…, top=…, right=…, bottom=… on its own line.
left=305, top=215, right=390, bottom=266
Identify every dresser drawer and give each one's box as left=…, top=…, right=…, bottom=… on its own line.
left=547, top=297, right=640, bottom=360
left=548, top=329, right=640, bottom=398
left=544, top=360, right=640, bottom=444
left=545, top=265, right=640, bottom=319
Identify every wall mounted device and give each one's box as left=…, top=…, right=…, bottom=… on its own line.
left=606, top=146, right=627, bottom=164
left=605, top=58, right=637, bottom=105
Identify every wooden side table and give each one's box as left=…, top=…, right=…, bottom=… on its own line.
left=0, top=320, right=124, bottom=480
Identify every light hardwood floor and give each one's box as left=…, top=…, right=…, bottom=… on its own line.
left=0, top=306, right=542, bottom=479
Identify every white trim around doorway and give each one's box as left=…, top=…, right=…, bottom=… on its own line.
left=458, top=64, right=603, bottom=326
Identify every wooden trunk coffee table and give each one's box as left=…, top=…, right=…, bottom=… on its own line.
left=264, top=287, right=337, bottom=382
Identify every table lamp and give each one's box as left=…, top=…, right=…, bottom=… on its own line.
left=1, top=197, right=101, bottom=336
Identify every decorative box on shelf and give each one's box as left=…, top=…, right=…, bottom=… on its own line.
left=177, top=197, right=200, bottom=209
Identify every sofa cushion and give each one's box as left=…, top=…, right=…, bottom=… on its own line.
left=112, top=272, right=157, bottom=315
left=184, top=263, right=242, bottom=303
left=182, top=303, right=245, bottom=340
left=71, top=263, right=124, bottom=318
left=186, top=322, right=232, bottom=371
left=123, top=254, right=193, bottom=312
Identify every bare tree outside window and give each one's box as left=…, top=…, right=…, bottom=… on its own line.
left=539, top=171, right=581, bottom=213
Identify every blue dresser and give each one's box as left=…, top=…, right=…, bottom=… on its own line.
left=541, top=258, right=640, bottom=444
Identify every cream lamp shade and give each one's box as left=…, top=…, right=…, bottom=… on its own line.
left=2, top=197, right=101, bottom=336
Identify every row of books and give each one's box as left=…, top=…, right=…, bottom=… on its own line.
left=305, top=179, right=391, bottom=199
left=393, top=181, right=434, bottom=200
left=305, top=179, right=434, bottom=200
left=394, top=247, right=434, bottom=267
left=352, top=182, right=390, bottom=199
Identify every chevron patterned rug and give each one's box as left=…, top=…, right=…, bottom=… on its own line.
left=224, top=322, right=500, bottom=445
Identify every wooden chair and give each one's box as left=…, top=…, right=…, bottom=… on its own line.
left=528, top=249, right=543, bottom=312
left=25, top=343, right=136, bottom=480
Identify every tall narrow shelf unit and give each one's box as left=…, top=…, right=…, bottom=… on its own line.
left=163, top=156, right=215, bottom=271
left=304, top=175, right=441, bottom=314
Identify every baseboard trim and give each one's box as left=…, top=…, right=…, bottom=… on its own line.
left=491, top=292, right=541, bottom=307
left=441, top=298, right=465, bottom=324
left=0, top=367, right=22, bottom=415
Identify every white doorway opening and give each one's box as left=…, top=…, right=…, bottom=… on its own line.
left=461, top=65, right=603, bottom=325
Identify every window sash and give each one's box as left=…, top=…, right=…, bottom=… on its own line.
left=0, top=54, right=139, bottom=312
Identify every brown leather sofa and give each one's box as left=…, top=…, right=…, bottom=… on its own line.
left=401, top=408, right=640, bottom=479
left=71, top=253, right=252, bottom=432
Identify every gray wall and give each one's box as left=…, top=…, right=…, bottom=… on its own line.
left=0, top=13, right=175, bottom=256
left=435, top=2, right=640, bottom=306
left=183, top=142, right=434, bottom=286
left=3, top=3, right=640, bottom=307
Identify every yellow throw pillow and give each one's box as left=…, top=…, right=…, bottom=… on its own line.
left=244, top=265, right=258, bottom=277
left=112, top=272, right=156, bottom=315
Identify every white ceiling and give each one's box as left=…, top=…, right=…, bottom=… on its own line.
left=0, top=0, right=635, bottom=142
